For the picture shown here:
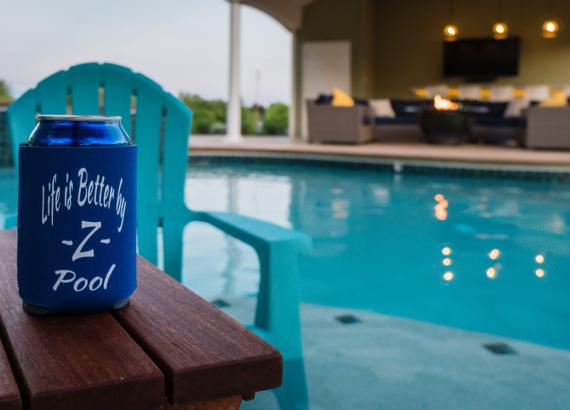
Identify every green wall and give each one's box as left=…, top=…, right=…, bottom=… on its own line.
left=296, top=0, right=570, bottom=102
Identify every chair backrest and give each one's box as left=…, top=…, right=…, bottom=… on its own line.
left=7, top=62, right=193, bottom=263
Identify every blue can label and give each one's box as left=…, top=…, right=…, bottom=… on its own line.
left=17, top=145, right=137, bottom=312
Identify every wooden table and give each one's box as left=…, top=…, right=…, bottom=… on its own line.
left=0, top=230, right=282, bottom=410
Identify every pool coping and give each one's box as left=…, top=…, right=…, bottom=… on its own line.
left=189, top=137, right=570, bottom=173
left=189, top=149, right=570, bottom=175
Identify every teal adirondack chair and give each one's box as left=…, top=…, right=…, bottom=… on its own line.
left=8, top=62, right=310, bottom=410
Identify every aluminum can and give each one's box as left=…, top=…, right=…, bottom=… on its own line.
left=18, top=115, right=137, bottom=314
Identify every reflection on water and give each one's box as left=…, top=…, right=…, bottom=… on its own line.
left=489, top=248, right=501, bottom=260
left=442, top=271, right=455, bottom=282
left=434, top=193, right=448, bottom=221
left=183, top=159, right=570, bottom=351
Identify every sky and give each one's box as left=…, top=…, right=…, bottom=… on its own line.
left=0, top=0, right=292, bottom=106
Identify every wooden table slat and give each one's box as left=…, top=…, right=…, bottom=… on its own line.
left=115, top=257, right=282, bottom=405
left=0, top=230, right=164, bottom=410
left=0, top=338, right=21, bottom=410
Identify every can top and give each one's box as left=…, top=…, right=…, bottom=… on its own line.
left=29, top=115, right=130, bottom=146
left=37, top=115, right=122, bottom=122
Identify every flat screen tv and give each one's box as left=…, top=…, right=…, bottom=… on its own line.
left=443, top=38, right=520, bottom=79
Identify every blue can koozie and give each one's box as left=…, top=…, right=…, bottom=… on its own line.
left=17, top=115, right=137, bottom=314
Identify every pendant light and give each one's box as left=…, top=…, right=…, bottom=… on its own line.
left=443, top=0, right=459, bottom=41
left=542, top=20, right=560, bottom=38
left=542, top=1, right=560, bottom=39
left=443, top=24, right=459, bottom=41
left=492, top=0, right=509, bottom=39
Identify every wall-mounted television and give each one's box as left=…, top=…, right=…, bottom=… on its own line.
left=443, top=38, right=520, bottom=80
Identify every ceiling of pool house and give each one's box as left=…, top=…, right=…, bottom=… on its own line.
left=241, top=0, right=316, bottom=31
left=242, top=0, right=570, bottom=97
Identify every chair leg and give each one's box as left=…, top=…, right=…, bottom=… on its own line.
left=254, top=244, right=309, bottom=410
left=273, top=358, right=309, bottom=410
left=138, top=220, right=158, bottom=265
left=255, top=243, right=303, bottom=359
left=162, top=218, right=185, bottom=282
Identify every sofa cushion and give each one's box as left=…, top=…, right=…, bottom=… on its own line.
left=390, top=99, right=431, bottom=117
left=505, top=98, right=530, bottom=118
left=375, top=116, right=419, bottom=125
left=539, top=90, right=568, bottom=107
left=353, top=98, right=369, bottom=106
left=370, top=99, right=395, bottom=118
left=315, top=94, right=333, bottom=105
left=461, top=101, right=508, bottom=118
left=475, top=117, right=523, bottom=128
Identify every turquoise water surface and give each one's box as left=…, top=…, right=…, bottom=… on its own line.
left=182, top=158, right=570, bottom=352
left=2, top=159, right=570, bottom=351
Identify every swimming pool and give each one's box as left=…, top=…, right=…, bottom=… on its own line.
left=2, top=159, right=569, bottom=349
left=181, top=157, right=570, bottom=351
left=2, top=157, right=570, bottom=408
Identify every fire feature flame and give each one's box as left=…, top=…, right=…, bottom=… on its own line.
left=434, top=95, right=460, bottom=111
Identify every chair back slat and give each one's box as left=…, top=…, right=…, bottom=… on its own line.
left=7, top=90, right=37, bottom=165
left=132, top=73, right=166, bottom=264
left=162, top=93, right=192, bottom=209
left=36, top=71, right=67, bottom=115
left=69, top=63, right=102, bottom=115
left=101, top=64, right=134, bottom=135
left=133, top=73, right=163, bottom=205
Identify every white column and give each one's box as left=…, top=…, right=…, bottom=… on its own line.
left=288, top=31, right=297, bottom=140
left=226, top=0, right=242, bottom=142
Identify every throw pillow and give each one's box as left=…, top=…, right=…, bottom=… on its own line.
left=369, top=99, right=396, bottom=118
left=540, top=90, right=568, bottom=107
left=505, top=98, right=530, bottom=118
left=315, top=94, right=333, bottom=105
left=332, top=87, right=354, bottom=107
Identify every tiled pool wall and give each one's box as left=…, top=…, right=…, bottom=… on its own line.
left=189, top=153, right=570, bottom=183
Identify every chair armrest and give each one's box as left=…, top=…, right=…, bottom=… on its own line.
left=192, top=210, right=312, bottom=253
left=191, top=210, right=311, bottom=355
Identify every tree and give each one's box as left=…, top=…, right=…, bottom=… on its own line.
left=241, top=107, right=258, bottom=135
left=263, top=103, right=288, bottom=135
left=192, top=108, right=217, bottom=134
left=0, top=80, right=12, bottom=103
left=179, top=93, right=226, bottom=134
left=179, top=92, right=262, bottom=135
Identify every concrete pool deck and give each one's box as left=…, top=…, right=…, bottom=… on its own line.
left=221, top=297, right=570, bottom=410
left=190, top=136, right=570, bottom=170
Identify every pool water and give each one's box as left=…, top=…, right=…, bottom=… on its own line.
left=182, top=159, right=570, bottom=352
left=2, top=160, right=570, bottom=352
